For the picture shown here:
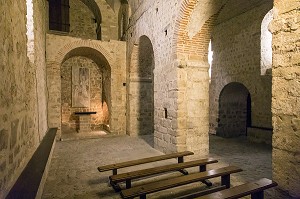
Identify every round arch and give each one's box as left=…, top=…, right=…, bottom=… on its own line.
left=47, top=41, right=115, bottom=138
left=127, top=35, right=155, bottom=136
left=172, top=0, right=225, bottom=62
left=217, top=82, right=251, bottom=137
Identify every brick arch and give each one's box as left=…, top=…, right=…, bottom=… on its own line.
left=172, top=0, right=223, bottom=62
left=47, top=40, right=115, bottom=138
left=54, top=40, right=114, bottom=67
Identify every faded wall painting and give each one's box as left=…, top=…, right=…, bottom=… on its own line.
left=72, top=66, right=90, bottom=107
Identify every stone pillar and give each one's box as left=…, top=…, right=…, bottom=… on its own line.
left=270, top=1, right=300, bottom=197
left=47, top=61, right=62, bottom=138
left=176, top=60, right=210, bottom=156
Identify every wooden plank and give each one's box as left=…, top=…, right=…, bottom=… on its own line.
left=98, top=151, right=194, bottom=172
left=175, top=185, right=227, bottom=199
left=121, top=166, right=243, bottom=199
left=198, top=178, right=278, bottom=199
left=6, top=128, right=57, bottom=199
left=110, top=158, right=218, bottom=183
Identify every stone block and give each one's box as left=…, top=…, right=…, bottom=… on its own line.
left=273, top=148, right=300, bottom=198
left=0, top=129, right=8, bottom=150
left=10, top=119, right=19, bottom=149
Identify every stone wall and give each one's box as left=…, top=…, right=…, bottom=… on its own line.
left=69, top=0, right=97, bottom=39
left=209, top=0, right=273, bottom=140
left=127, top=0, right=222, bottom=156
left=271, top=0, right=300, bottom=197
left=46, top=34, right=126, bottom=137
left=127, top=36, right=154, bottom=136
left=34, top=0, right=48, bottom=139
left=61, top=56, right=109, bottom=133
left=95, top=0, right=119, bottom=41
left=45, top=0, right=119, bottom=41
left=127, top=0, right=183, bottom=153
left=0, top=0, right=48, bottom=197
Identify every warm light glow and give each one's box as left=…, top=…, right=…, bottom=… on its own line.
left=261, top=9, right=273, bottom=75
left=208, top=40, right=213, bottom=79
left=26, top=0, right=35, bottom=63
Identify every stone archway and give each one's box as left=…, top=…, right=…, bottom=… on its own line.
left=127, top=35, right=155, bottom=136
left=47, top=40, right=116, bottom=138
left=217, top=82, right=251, bottom=137
left=60, top=48, right=111, bottom=135
left=167, top=0, right=225, bottom=155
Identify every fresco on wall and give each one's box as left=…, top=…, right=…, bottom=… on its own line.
left=72, top=66, right=90, bottom=107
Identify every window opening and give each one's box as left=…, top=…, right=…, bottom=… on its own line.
left=26, top=0, right=34, bottom=63
left=49, top=0, right=70, bottom=32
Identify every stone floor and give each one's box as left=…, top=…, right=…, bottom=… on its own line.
left=42, top=134, right=292, bottom=199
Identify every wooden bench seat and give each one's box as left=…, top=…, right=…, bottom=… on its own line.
left=120, top=166, right=243, bottom=199
left=98, top=151, right=194, bottom=175
left=110, top=158, right=218, bottom=190
left=198, top=178, right=278, bottom=199
left=6, top=128, right=57, bottom=199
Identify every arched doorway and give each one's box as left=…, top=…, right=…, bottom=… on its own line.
left=127, top=35, right=155, bottom=136
left=217, top=82, right=251, bottom=137
left=60, top=51, right=110, bottom=135
left=60, top=47, right=111, bottom=135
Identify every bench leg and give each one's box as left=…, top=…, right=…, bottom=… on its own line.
left=140, top=194, right=146, bottom=199
left=251, top=191, right=264, bottom=199
left=113, top=169, right=117, bottom=175
left=199, top=165, right=212, bottom=187
left=126, top=179, right=132, bottom=189
left=200, top=165, right=206, bottom=172
left=110, top=181, right=121, bottom=192
left=221, top=174, right=230, bottom=188
left=178, top=156, right=184, bottom=163
left=178, top=169, right=189, bottom=175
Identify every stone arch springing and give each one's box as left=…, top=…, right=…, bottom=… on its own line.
left=261, top=9, right=273, bottom=75
left=47, top=0, right=102, bottom=39
left=166, top=0, right=226, bottom=155
left=172, top=0, right=225, bottom=62
left=217, top=82, right=251, bottom=138
left=127, top=35, right=155, bottom=136
left=79, top=0, right=102, bottom=39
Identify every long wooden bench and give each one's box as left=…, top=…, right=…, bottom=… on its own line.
left=199, top=178, right=278, bottom=199
left=98, top=151, right=194, bottom=175
left=6, top=128, right=57, bottom=199
left=120, top=166, right=243, bottom=199
left=110, top=158, right=218, bottom=191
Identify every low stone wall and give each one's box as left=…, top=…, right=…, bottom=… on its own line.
left=247, top=127, right=272, bottom=145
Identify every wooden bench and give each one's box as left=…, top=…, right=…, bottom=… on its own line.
left=198, top=178, right=278, bottom=199
left=98, top=151, right=194, bottom=175
left=110, top=158, right=218, bottom=191
left=120, top=165, right=243, bottom=199
left=6, top=128, right=57, bottom=199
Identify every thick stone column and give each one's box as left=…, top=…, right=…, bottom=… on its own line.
left=270, top=0, right=300, bottom=197
left=177, top=60, right=210, bottom=156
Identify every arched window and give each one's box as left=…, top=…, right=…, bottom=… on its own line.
left=26, top=0, right=34, bottom=63
left=49, top=0, right=70, bottom=32
left=261, top=9, right=273, bottom=75
left=208, top=39, right=213, bottom=81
